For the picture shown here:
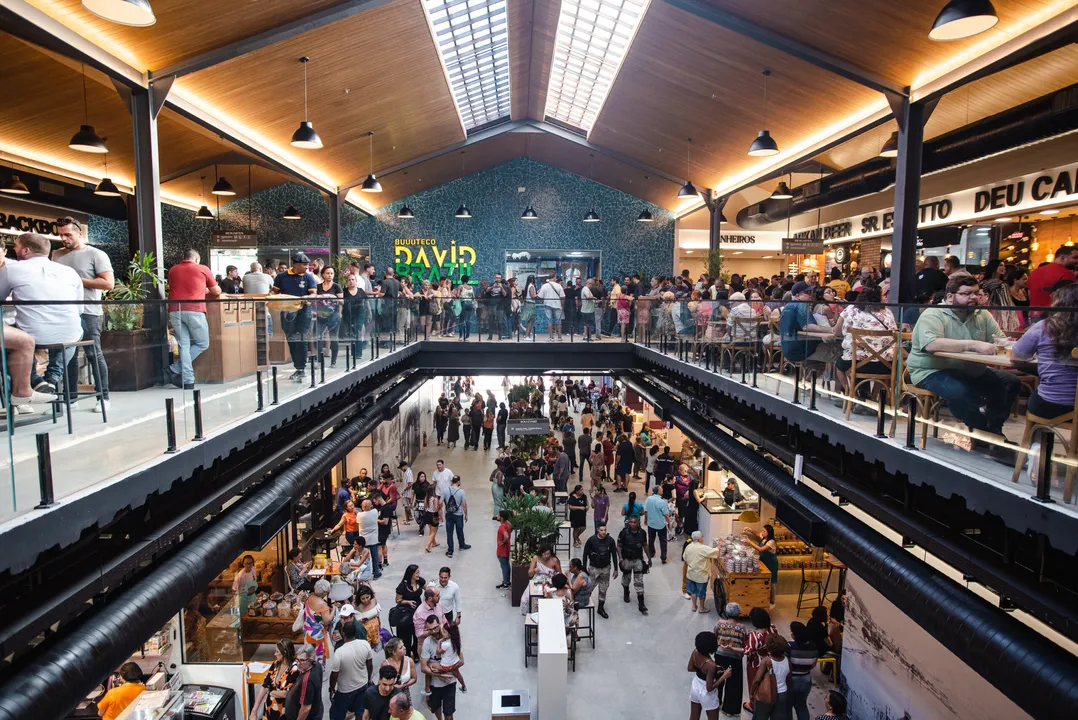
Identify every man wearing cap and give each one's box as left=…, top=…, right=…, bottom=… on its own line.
left=329, top=618, right=373, bottom=720
left=271, top=253, right=319, bottom=381
left=682, top=531, right=722, bottom=613
left=779, top=281, right=833, bottom=365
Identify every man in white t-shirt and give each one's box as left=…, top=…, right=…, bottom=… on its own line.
left=537, top=276, right=566, bottom=341
left=432, top=459, right=454, bottom=496
left=328, top=619, right=374, bottom=720
left=0, top=233, right=83, bottom=394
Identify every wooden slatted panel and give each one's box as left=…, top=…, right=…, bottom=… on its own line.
left=528, top=0, right=561, bottom=121
left=26, top=0, right=347, bottom=70
left=177, top=0, right=464, bottom=189
left=161, top=163, right=290, bottom=204
left=708, top=0, right=1073, bottom=88
left=509, top=0, right=560, bottom=120
left=509, top=0, right=536, bottom=119
left=588, top=1, right=883, bottom=192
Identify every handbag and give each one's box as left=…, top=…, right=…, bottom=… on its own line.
left=753, top=659, right=777, bottom=705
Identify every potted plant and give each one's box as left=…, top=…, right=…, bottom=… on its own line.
left=100, top=252, right=164, bottom=391
left=502, top=494, right=561, bottom=607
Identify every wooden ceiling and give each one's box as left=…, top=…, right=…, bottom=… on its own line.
left=175, top=0, right=464, bottom=189
left=351, top=129, right=684, bottom=209
left=25, top=0, right=346, bottom=70
left=508, top=0, right=562, bottom=121
left=161, top=164, right=290, bottom=205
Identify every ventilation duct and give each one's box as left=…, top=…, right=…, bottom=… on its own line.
left=0, top=372, right=427, bottom=719
left=737, top=83, right=1078, bottom=229
left=618, top=373, right=1078, bottom=718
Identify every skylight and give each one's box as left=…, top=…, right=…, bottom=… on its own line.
left=424, top=0, right=511, bottom=130
left=545, top=0, right=650, bottom=131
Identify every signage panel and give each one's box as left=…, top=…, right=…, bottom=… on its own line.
left=213, top=230, right=257, bottom=246
left=507, top=418, right=551, bottom=435
left=394, top=238, right=478, bottom=285
left=782, top=238, right=825, bottom=255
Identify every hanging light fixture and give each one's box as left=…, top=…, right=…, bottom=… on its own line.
left=1, top=161, right=29, bottom=195
left=283, top=205, right=302, bottom=220
left=879, top=131, right=899, bottom=158
left=360, top=132, right=381, bottom=192
left=521, top=206, right=538, bottom=220
left=212, top=165, right=235, bottom=196
left=929, top=0, right=998, bottom=41
left=94, top=155, right=121, bottom=196
left=520, top=148, right=538, bottom=220
left=679, top=138, right=698, bottom=198
left=81, top=0, right=156, bottom=26
left=455, top=152, right=471, bottom=218
left=398, top=203, right=415, bottom=219
left=290, top=57, right=323, bottom=149
left=69, top=65, right=108, bottom=153
left=770, top=180, right=793, bottom=200
left=637, top=209, right=654, bottom=222
left=748, top=69, right=779, bottom=157
left=583, top=153, right=600, bottom=222
left=195, top=176, right=213, bottom=219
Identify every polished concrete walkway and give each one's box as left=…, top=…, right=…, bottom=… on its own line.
left=357, top=377, right=833, bottom=719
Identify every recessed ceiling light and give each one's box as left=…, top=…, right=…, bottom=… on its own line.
left=1040, top=209, right=1059, bottom=215
left=732, top=251, right=744, bottom=255
left=684, top=250, right=694, bottom=254
left=995, top=217, right=1013, bottom=222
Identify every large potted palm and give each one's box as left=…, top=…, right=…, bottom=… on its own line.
left=100, top=252, right=163, bottom=391
left=503, top=494, right=560, bottom=607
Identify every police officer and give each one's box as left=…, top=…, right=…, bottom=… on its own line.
left=582, top=523, right=619, bottom=619
left=617, top=515, right=651, bottom=614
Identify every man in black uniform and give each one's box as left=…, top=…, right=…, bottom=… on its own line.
left=617, top=515, right=651, bottom=614
left=582, top=523, right=619, bottom=618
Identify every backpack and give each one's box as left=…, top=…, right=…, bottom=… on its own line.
left=445, top=490, right=461, bottom=514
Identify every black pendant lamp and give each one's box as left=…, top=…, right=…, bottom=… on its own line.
left=678, top=138, right=698, bottom=198
left=195, top=175, right=214, bottom=219
left=360, top=131, right=382, bottom=192
left=455, top=151, right=471, bottom=218
left=771, top=180, right=793, bottom=200
left=290, top=57, right=323, bottom=149
left=521, top=205, right=538, bottom=220
left=583, top=153, right=600, bottom=222
left=397, top=203, right=415, bottom=219
left=748, top=70, right=779, bottom=157
left=520, top=151, right=538, bottom=220
left=94, top=154, right=121, bottom=196
left=70, top=65, right=108, bottom=153
left=1, top=162, right=29, bottom=195
left=212, top=165, right=235, bottom=196
left=879, top=130, right=899, bottom=157
left=81, top=0, right=156, bottom=26
left=929, top=0, right=998, bottom=41
left=637, top=209, right=654, bottom=222
left=283, top=205, right=301, bottom=220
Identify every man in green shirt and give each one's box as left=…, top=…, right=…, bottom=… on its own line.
left=907, top=272, right=1019, bottom=460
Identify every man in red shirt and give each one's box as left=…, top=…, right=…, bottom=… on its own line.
left=1028, top=245, right=1077, bottom=311
left=167, top=249, right=220, bottom=389
left=495, top=510, right=512, bottom=589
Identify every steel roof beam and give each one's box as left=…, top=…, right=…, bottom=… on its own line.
left=149, top=0, right=396, bottom=80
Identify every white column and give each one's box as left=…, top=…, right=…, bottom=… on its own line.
left=536, top=598, right=567, bottom=720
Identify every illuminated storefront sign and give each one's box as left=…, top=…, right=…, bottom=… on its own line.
left=394, top=238, right=478, bottom=285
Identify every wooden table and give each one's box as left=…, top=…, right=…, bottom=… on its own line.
left=933, top=350, right=1034, bottom=368
left=824, top=555, right=848, bottom=602
left=798, top=331, right=839, bottom=340
left=533, top=478, right=555, bottom=504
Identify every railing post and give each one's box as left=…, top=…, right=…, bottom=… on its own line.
left=809, top=370, right=818, bottom=410
left=164, top=397, right=177, bottom=453
left=34, top=433, right=54, bottom=508
left=791, top=364, right=802, bottom=405
left=751, top=354, right=758, bottom=388
left=1032, top=428, right=1057, bottom=504
left=271, top=366, right=279, bottom=405
left=345, top=344, right=352, bottom=371
left=319, top=352, right=326, bottom=384
left=905, top=395, right=918, bottom=449
left=256, top=370, right=264, bottom=411
left=874, top=387, right=887, bottom=438
left=192, top=389, right=204, bottom=440
left=309, top=354, right=317, bottom=388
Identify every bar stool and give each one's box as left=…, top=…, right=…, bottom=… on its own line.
left=576, top=604, right=596, bottom=649
left=553, top=491, right=569, bottom=520
left=817, top=656, right=838, bottom=683
left=796, top=561, right=823, bottom=616
left=37, top=339, right=107, bottom=435
left=555, top=521, right=571, bottom=556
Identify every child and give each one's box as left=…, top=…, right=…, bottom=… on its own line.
left=423, top=621, right=467, bottom=694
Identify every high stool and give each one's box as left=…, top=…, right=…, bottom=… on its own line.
left=796, top=561, right=823, bottom=615
left=553, top=491, right=569, bottom=519
left=37, top=339, right=107, bottom=435
left=555, top=520, right=571, bottom=556
left=576, top=604, right=596, bottom=649
left=817, top=656, right=838, bottom=683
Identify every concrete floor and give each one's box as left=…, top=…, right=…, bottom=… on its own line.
left=351, top=377, right=833, bottom=720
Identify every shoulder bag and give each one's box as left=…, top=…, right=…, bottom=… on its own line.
left=752, top=658, right=777, bottom=705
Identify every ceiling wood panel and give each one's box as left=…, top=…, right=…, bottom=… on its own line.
left=176, top=0, right=464, bottom=189
left=706, top=0, right=1074, bottom=88
left=509, top=0, right=562, bottom=121
left=161, top=164, right=289, bottom=204
left=26, top=0, right=346, bottom=70
left=509, top=0, right=535, bottom=120
left=588, top=1, right=883, bottom=192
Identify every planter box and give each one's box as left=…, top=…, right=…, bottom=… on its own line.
left=101, top=328, right=156, bottom=391
left=511, top=563, right=531, bottom=607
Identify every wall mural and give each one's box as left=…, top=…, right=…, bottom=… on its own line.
left=87, top=157, right=675, bottom=283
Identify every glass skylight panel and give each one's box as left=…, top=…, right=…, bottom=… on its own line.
left=545, top=0, right=648, bottom=131
left=424, top=0, right=511, bottom=129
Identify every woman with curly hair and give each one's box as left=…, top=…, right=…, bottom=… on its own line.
left=1012, top=283, right=1078, bottom=419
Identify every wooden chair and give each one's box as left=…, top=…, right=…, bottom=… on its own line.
left=762, top=317, right=784, bottom=377
left=1010, top=382, right=1077, bottom=503
left=723, top=315, right=765, bottom=376
left=843, top=328, right=898, bottom=421
left=895, top=332, right=944, bottom=448
left=796, top=560, right=824, bottom=616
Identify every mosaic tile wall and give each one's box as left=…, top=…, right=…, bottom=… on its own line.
left=345, top=157, right=674, bottom=280
left=88, top=157, right=674, bottom=281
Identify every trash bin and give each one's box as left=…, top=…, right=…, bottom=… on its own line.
left=491, top=688, right=531, bottom=719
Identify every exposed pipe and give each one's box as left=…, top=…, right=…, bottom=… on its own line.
left=737, top=83, right=1078, bottom=229
left=619, top=373, right=1078, bottom=719
left=0, top=372, right=427, bottom=720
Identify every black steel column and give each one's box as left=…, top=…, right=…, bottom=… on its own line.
left=327, top=191, right=343, bottom=260
left=889, top=94, right=924, bottom=304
